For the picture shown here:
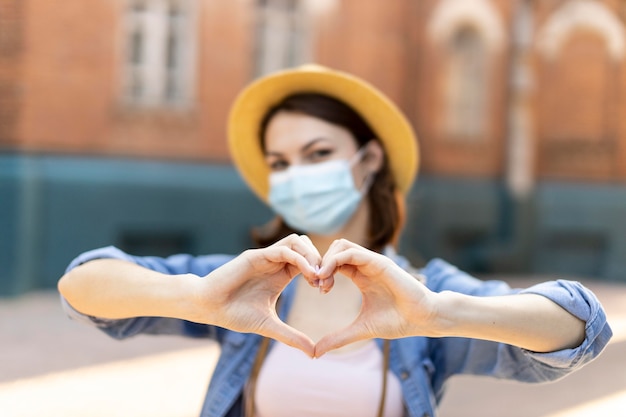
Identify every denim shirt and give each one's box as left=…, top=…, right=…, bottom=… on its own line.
left=62, top=246, right=612, bottom=417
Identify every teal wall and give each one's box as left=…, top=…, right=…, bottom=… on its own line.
left=1, top=154, right=624, bottom=296
left=533, top=182, right=626, bottom=280
left=402, top=177, right=626, bottom=282
left=0, top=155, right=274, bottom=297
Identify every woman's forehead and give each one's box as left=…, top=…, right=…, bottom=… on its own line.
left=263, top=112, right=359, bottom=153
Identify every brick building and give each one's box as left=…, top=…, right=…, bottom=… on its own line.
left=2, top=0, right=626, bottom=295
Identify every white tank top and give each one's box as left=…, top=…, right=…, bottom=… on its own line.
left=254, top=340, right=404, bottom=417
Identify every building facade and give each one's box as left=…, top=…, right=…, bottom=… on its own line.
left=2, top=0, right=626, bottom=295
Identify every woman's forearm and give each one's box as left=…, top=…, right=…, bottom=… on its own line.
left=58, top=259, right=200, bottom=320
left=434, top=292, right=586, bottom=353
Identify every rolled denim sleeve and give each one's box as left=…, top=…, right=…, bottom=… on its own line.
left=518, top=280, right=612, bottom=370
left=423, top=259, right=612, bottom=385
left=60, top=246, right=235, bottom=340
left=65, top=246, right=235, bottom=277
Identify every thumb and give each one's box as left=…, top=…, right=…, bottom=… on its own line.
left=263, top=318, right=316, bottom=358
left=313, top=322, right=368, bottom=358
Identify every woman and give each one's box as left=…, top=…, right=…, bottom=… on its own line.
left=58, top=65, right=612, bottom=417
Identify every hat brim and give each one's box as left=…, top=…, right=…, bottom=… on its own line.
left=227, top=65, right=419, bottom=201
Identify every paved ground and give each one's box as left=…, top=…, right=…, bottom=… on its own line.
left=0, top=277, right=624, bottom=417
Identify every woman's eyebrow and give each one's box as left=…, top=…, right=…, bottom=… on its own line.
left=265, top=137, right=329, bottom=157
left=264, top=150, right=283, bottom=158
left=301, top=138, right=330, bottom=152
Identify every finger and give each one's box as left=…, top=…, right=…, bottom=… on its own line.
left=288, top=234, right=323, bottom=274
left=317, top=239, right=351, bottom=280
left=322, top=238, right=358, bottom=260
left=262, top=318, right=316, bottom=358
left=274, top=234, right=322, bottom=270
left=296, top=234, right=322, bottom=266
left=265, top=246, right=317, bottom=280
left=317, top=240, right=368, bottom=292
left=269, top=235, right=322, bottom=286
left=318, top=274, right=335, bottom=294
left=319, top=246, right=373, bottom=280
left=294, top=235, right=325, bottom=288
left=313, top=322, right=368, bottom=358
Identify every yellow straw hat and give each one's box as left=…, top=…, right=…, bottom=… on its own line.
left=227, top=64, right=419, bottom=202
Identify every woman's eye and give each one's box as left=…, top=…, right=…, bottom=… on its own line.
left=309, top=149, right=332, bottom=161
left=269, top=160, right=289, bottom=171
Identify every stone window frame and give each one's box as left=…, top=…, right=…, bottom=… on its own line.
left=535, top=0, right=626, bottom=180
left=120, top=0, right=198, bottom=109
left=254, top=0, right=312, bottom=77
left=536, top=0, right=625, bottom=63
left=427, top=0, right=505, bottom=142
left=443, top=25, right=489, bottom=140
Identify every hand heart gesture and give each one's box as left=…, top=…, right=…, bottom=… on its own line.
left=196, top=235, right=435, bottom=358
left=313, top=239, right=435, bottom=357
left=195, top=234, right=322, bottom=357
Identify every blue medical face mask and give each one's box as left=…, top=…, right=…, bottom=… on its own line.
left=268, top=148, right=371, bottom=235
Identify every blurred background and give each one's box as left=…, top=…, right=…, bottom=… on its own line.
left=3, top=0, right=626, bottom=295
left=3, top=0, right=626, bottom=297
left=1, top=0, right=626, bottom=416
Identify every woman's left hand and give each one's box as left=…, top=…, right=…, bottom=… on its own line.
left=314, top=239, right=441, bottom=357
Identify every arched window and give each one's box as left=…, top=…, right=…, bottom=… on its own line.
left=443, top=26, right=488, bottom=140
left=543, top=32, right=609, bottom=142
left=537, top=31, right=616, bottom=179
left=535, top=0, right=625, bottom=179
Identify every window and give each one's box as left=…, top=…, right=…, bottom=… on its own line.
left=255, top=0, right=310, bottom=76
left=443, top=26, right=488, bottom=140
left=119, top=231, right=193, bottom=257
left=122, top=0, right=197, bottom=108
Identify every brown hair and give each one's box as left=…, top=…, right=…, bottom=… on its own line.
left=252, top=93, right=401, bottom=252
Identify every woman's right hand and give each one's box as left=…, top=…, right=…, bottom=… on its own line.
left=193, top=234, right=321, bottom=357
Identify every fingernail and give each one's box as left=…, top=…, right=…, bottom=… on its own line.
left=318, top=279, right=325, bottom=294
left=317, top=265, right=326, bottom=277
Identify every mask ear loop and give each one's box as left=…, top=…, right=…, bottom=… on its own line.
left=391, top=190, right=406, bottom=250
left=351, top=145, right=376, bottom=195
